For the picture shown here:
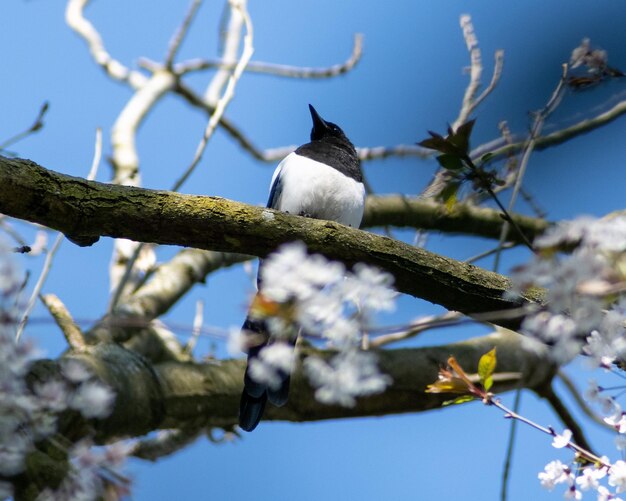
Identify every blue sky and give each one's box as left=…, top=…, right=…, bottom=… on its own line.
left=3, top=1, right=626, bottom=500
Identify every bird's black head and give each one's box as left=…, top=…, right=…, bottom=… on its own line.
left=308, top=104, right=350, bottom=143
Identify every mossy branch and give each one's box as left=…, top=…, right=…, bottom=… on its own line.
left=0, top=156, right=543, bottom=327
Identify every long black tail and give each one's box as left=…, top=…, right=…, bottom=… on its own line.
left=238, top=316, right=292, bottom=432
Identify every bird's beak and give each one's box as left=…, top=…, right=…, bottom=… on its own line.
left=309, top=104, right=330, bottom=134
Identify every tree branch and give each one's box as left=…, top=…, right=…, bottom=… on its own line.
left=0, top=156, right=543, bottom=326
left=362, top=195, right=549, bottom=242
left=35, top=330, right=555, bottom=442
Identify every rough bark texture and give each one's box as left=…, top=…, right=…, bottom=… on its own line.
left=27, top=330, right=554, bottom=440
left=0, top=156, right=543, bottom=328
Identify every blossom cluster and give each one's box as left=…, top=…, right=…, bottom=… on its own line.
left=0, top=244, right=128, bottom=500
left=508, top=215, right=626, bottom=365
left=506, top=216, right=626, bottom=498
left=38, top=440, right=132, bottom=501
left=570, top=38, right=609, bottom=74
left=234, top=242, right=396, bottom=406
left=538, top=458, right=626, bottom=501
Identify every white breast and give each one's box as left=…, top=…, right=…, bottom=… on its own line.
left=270, top=152, right=365, bottom=228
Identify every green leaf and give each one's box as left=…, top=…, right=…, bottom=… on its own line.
left=418, top=132, right=462, bottom=156
left=436, top=154, right=464, bottom=171
left=437, top=182, right=460, bottom=210
left=442, top=395, right=476, bottom=406
left=418, top=131, right=448, bottom=152
left=448, top=119, right=476, bottom=154
left=478, top=348, right=497, bottom=391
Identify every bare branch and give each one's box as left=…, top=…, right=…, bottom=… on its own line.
left=115, top=250, right=248, bottom=324
left=493, top=64, right=568, bottom=269
left=472, top=95, right=626, bottom=162
left=362, top=195, right=549, bottom=242
left=109, top=0, right=255, bottom=314
left=453, top=14, right=483, bottom=130
left=183, top=300, right=203, bottom=355
left=369, top=311, right=462, bottom=348
left=172, top=0, right=254, bottom=191
left=16, top=233, right=64, bottom=342
left=165, top=0, right=203, bottom=69
left=37, top=330, right=555, bottom=440
left=166, top=33, right=364, bottom=79
left=452, top=15, right=504, bottom=131
left=0, top=101, right=50, bottom=151
left=40, top=293, right=87, bottom=351
left=204, top=0, right=246, bottom=104
left=538, top=383, right=596, bottom=454
left=473, top=49, right=504, bottom=111
left=65, top=0, right=147, bottom=88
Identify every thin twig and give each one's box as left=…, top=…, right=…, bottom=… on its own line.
left=183, top=299, right=204, bottom=355
left=0, top=102, right=49, bottom=151
left=461, top=153, right=536, bottom=252
left=204, top=0, right=245, bottom=104
left=369, top=311, right=462, bottom=348
left=472, top=50, right=504, bottom=112
left=87, top=127, right=102, bottom=180
left=161, top=33, right=364, bottom=79
left=172, top=0, right=254, bottom=191
left=165, top=0, right=203, bottom=69
left=539, top=382, right=596, bottom=455
left=489, top=397, right=606, bottom=467
left=493, top=64, right=568, bottom=269
left=16, top=233, right=64, bottom=342
left=464, top=241, right=516, bottom=264
left=453, top=15, right=504, bottom=131
left=453, top=14, right=483, bottom=131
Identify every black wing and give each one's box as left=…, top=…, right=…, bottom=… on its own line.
left=266, top=166, right=284, bottom=209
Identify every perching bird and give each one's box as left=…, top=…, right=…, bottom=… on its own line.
left=238, top=104, right=365, bottom=432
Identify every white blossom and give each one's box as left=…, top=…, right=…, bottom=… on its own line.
left=552, top=429, right=573, bottom=449
left=584, top=380, right=602, bottom=402
left=604, top=411, right=626, bottom=434
left=338, top=263, right=396, bottom=313
left=34, top=380, right=70, bottom=413
left=39, top=439, right=131, bottom=501
left=260, top=242, right=344, bottom=303
left=609, top=461, right=626, bottom=493
left=539, top=460, right=572, bottom=491
left=62, top=359, right=92, bottom=383
left=576, top=466, right=606, bottom=491
left=248, top=343, right=295, bottom=390
left=304, top=350, right=392, bottom=407
left=597, top=485, right=623, bottom=501
left=248, top=243, right=396, bottom=406
left=510, top=216, right=626, bottom=367
left=71, top=381, right=115, bottom=419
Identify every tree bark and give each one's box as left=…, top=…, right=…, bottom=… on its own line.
left=0, top=156, right=543, bottom=328
left=28, top=330, right=554, bottom=441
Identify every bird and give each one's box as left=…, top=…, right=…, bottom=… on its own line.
left=238, top=104, right=365, bottom=432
